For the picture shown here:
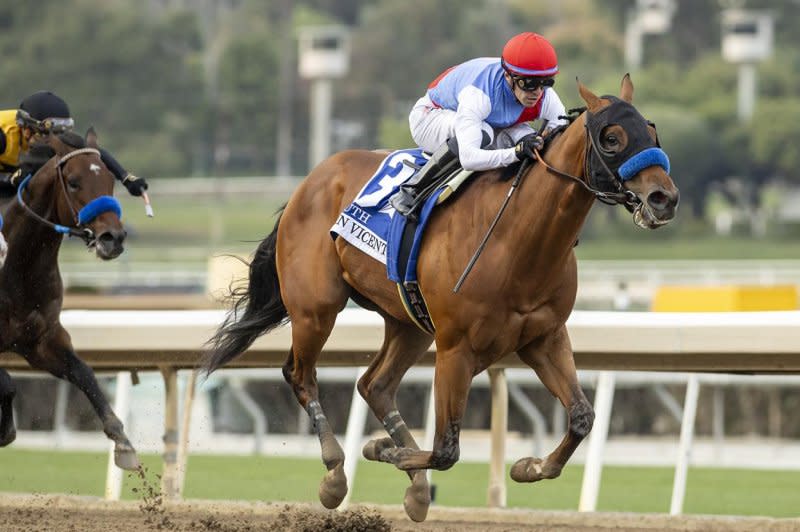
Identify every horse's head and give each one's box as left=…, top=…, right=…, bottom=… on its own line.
left=578, top=74, right=679, bottom=229
left=22, top=130, right=126, bottom=259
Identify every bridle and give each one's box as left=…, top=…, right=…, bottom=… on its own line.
left=534, top=98, right=670, bottom=212
left=16, top=147, right=123, bottom=246
left=534, top=146, right=638, bottom=208
left=456, top=97, right=671, bottom=292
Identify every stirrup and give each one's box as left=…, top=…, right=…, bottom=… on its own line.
left=391, top=190, right=419, bottom=217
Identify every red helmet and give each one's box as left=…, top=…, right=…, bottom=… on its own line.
left=501, top=32, right=559, bottom=77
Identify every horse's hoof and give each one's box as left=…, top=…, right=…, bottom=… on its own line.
left=510, top=457, right=546, bottom=483
left=362, top=436, right=395, bottom=462
left=318, top=464, right=347, bottom=509
left=0, top=428, right=16, bottom=447
left=403, top=477, right=431, bottom=522
left=114, top=447, right=141, bottom=471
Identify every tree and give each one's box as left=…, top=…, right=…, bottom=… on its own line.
left=0, top=1, right=204, bottom=177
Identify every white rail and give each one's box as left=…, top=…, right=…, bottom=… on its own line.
left=3, top=309, right=800, bottom=515
left=56, top=259, right=800, bottom=303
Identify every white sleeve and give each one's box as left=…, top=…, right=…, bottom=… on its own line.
left=453, top=85, right=519, bottom=171
left=500, top=122, right=536, bottom=146
left=539, top=89, right=568, bottom=131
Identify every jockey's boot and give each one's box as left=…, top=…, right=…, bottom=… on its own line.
left=390, top=141, right=460, bottom=218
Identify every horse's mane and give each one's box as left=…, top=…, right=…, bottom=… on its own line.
left=20, top=132, right=87, bottom=177
left=57, top=131, right=86, bottom=149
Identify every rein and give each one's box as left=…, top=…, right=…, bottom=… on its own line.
left=532, top=115, right=639, bottom=208
left=534, top=144, right=637, bottom=207
left=452, top=103, right=665, bottom=292
left=453, top=158, right=531, bottom=293
left=16, top=147, right=123, bottom=245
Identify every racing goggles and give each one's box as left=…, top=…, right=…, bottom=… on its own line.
left=513, top=76, right=555, bottom=92
left=16, top=109, right=75, bottom=134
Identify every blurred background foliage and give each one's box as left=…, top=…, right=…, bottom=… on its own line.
left=2, top=0, right=799, bottom=230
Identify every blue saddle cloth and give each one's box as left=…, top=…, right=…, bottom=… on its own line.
left=330, top=148, right=444, bottom=284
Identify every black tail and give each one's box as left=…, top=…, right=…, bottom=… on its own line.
left=203, top=211, right=288, bottom=375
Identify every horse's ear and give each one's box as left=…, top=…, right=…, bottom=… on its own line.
left=620, top=73, right=634, bottom=103
left=576, top=77, right=601, bottom=111
left=44, top=132, right=70, bottom=156
left=85, top=126, right=98, bottom=148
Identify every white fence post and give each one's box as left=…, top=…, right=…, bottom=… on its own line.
left=160, top=366, right=180, bottom=499
left=176, top=369, right=198, bottom=496
left=104, top=371, right=132, bottom=501
left=670, top=375, right=700, bottom=515
left=487, top=368, right=508, bottom=508
left=578, top=371, right=616, bottom=512
left=338, top=367, right=369, bottom=511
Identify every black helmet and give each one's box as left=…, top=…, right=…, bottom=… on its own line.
left=17, top=91, right=74, bottom=133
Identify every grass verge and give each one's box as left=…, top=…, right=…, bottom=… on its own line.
left=0, top=450, right=797, bottom=517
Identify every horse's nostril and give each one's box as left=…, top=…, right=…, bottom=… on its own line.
left=98, top=231, right=125, bottom=246
left=647, top=191, right=669, bottom=211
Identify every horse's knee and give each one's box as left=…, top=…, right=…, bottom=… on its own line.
left=568, top=401, right=594, bottom=439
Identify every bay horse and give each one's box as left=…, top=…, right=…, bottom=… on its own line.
left=204, top=75, right=679, bottom=520
left=0, top=131, right=139, bottom=471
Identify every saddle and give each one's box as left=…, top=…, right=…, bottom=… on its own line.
left=389, top=166, right=474, bottom=333
left=330, top=149, right=475, bottom=334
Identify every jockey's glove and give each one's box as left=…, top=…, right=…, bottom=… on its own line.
left=122, top=173, right=149, bottom=196
left=514, top=133, right=544, bottom=161
left=0, top=169, right=27, bottom=190
left=9, top=169, right=24, bottom=186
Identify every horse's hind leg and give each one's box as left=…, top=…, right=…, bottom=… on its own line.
left=282, top=306, right=350, bottom=509
left=511, top=326, right=594, bottom=482
left=26, top=328, right=140, bottom=470
left=0, top=369, right=17, bottom=446
left=358, top=317, right=433, bottom=522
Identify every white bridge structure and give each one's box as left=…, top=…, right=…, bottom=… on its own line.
left=3, top=308, right=800, bottom=516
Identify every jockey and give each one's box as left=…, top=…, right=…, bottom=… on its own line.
left=0, top=90, right=148, bottom=196
left=391, top=32, right=568, bottom=216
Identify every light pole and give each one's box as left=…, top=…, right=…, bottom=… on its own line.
left=625, top=0, right=677, bottom=69
left=720, top=8, right=774, bottom=123
left=298, top=25, right=351, bottom=171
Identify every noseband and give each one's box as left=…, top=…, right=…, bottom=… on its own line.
left=535, top=98, right=670, bottom=210
left=16, top=147, right=123, bottom=245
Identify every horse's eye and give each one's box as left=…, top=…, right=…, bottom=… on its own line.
left=605, top=134, right=619, bottom=146
left=67, top=178, right=80, bottom=191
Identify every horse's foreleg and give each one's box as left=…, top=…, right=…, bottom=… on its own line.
left=0, top=368, right=17, bottom=446
left=28, top=331, right=140, bottom=470
left=372, top=348, right=472, bottom=474
left=358, top=318, right=433, bottom=522
left=283, top=311, right=348, bottom=509
left=511, top=326, right=594, bottom=482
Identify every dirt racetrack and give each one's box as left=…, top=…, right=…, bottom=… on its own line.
left=1, top=494, right=798, bottom=532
